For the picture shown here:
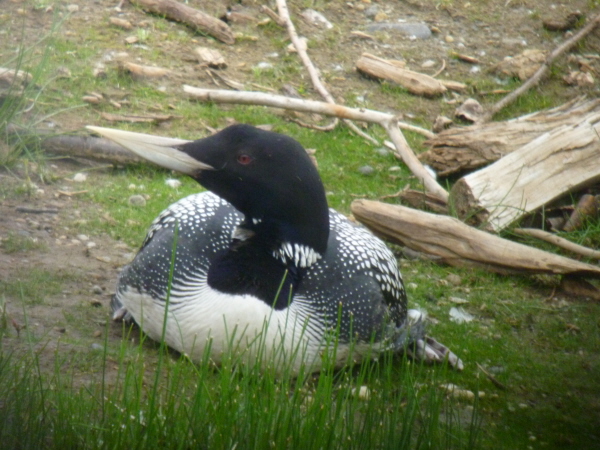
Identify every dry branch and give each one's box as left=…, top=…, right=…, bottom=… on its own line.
left=514, top=228, right=600, bottom=260
left=118, top=61, right=172, bottom=78
left=356, top=53, right=447, bottom=97
left=351, top=199, right=600, bottom=278
left=449, top=115, right=600, bottom=232
left=485, top=12, right=600, bottom=120
left=131, top=0, right=234, bottom=45
left=421, top=98, right=600, bottom=176
left=183, top=85, right=449, bottom=202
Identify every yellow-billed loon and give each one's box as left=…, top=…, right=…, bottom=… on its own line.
left=87, top=124, right=462, bottom=373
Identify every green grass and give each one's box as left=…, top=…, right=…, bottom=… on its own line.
left=1, top=232, right=48, bottom=254
left=0, top=308, right=480, bottom=450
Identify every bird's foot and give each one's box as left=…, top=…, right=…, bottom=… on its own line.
left=408, top=336, right=464, bottom=371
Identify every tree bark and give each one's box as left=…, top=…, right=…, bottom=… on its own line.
left=449, top=115, right=600, bottom=231
left=421, top=98, right=600, bottom=177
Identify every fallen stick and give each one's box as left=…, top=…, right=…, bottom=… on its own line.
left=130, top=0, right=234, bottom=45
left=16, top=206, right=59, bottom=214
left=514, top=228, right=600, bottom=260
left=485, top=12, right=600, bottom=121
left=351, top=199, right=600, bottom=278
left=184, top=85, right=449, bottom=202
left=356, top=53, right=447, bottom=97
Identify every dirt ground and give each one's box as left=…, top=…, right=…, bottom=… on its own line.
left=1, top=0, right=598, bottom=379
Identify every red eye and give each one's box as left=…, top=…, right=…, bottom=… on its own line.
left=237, top=154, right=253, bottom=165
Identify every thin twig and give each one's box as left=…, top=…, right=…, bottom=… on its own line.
left=259, top=5, right=286, bottom=27
left=485, top=13, right=600, bottom=121
left=514, top=228, right=600, bottom=260
left=275, top=0, right=381, bottom=143
left=476, top=363, right=508, bottom=390
left=432, top=59, right=446, bottom=78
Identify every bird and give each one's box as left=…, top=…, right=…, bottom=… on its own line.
left=87, top=124, right=462, bottom=373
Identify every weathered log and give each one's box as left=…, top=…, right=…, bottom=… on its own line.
left=41, top=135, right=148, bottom=165
left=131, top=0, right=234, bottom=45
left=421, top=98, right=600, bottom=176
left=5, top=125, right=147, bottom=165
left=356, top=53, right=447, bottom=97
left=449, top=115, right=600, bottom=232
left=351, top=199, right=600, bottom=278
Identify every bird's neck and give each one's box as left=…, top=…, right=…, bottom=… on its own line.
left=206, top=236, right=304, bottom=309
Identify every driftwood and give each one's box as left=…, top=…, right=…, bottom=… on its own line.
left=195, top=47, right=226, bottom=69
left=514, top=228, right=600, bottom=260
left=356, top=53, right=447, bottom=97
left=351, top=199, right=600, bottom=278
left=183, top=86, right=449, bottom=202
left=563, top=194, right=599, bottom=232
left=130, top=0, right=234, bottom=45
left=449, top=114, right=600, bottom=232
left=421, top=98, right=600, bottom=176
left=0, top=67, right=32, bottom=87
left=117, top=61, right=172, bottom=78
left=99, top=112, right=178, bottom=124
left=6, top=125, right=146, bottom=165
left=41, top=135, right=149, bottom=165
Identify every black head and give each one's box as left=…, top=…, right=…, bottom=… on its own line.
left=178, top=124, right=330, bottom=257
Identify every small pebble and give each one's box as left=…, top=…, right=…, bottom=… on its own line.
left=358, top=165, right=375, bottom=176
left=73, top=173, right=87, bottom=182
left=446, top=273, right=462, bottom=285
left=256, top=62, right=273, bottom=69
left=445, top=35, right=454, bottom=43
left=165, top=178, right=182, bottom=189
left=66, top=4, right=79, bottom=13
left=128, top=195, right=147, bottom=207
left=77, top=234, right=89, bottom=241
left=91, top=285, right=103, bottom=295
left=375, top=148, right=389, bottom=157
left=91, top=343, right=104, bottom=351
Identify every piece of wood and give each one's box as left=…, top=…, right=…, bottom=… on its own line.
left=356, top=53, right=447, bottom=97
left=396, top=189, right=449, bottom=215
left=6, top=125, right=149, bottom=166
left=99, top=112, right=177, bottom=123
left=449, top=115, right=600, bottom=232
left=0, top=67, right=32, bottom=86
left=563, top=194, right=599, bottom=232
left=194, top=47, right=226, bottom=69
left=514, top=228, right=600, bottom=260
left=118, top=61, right=171, bottom=78
left=421, top=97, right=600, bottom=176
left=131, top=0, right=234, bottom=45
left=351, top=199, right=600, bottom=278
